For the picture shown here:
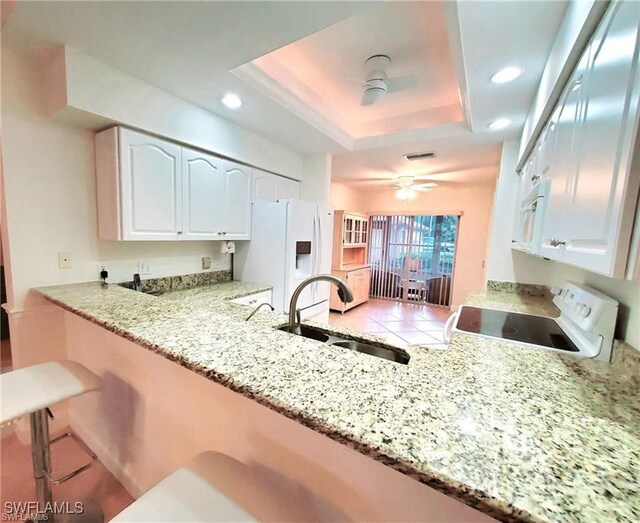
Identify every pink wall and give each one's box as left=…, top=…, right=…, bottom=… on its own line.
left=330, top=182, right=497, bottom=308
left=330, top=182, right=368, bottom=214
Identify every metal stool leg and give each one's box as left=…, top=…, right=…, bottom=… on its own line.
left=30, top=408, right=53, bottom=520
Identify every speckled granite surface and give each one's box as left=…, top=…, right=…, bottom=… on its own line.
left=486, top=280, right=551, bottom=298
left=33, top=282, right=639, bottom=523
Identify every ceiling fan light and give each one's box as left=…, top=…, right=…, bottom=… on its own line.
left=395, top=187, right=417, bottom=201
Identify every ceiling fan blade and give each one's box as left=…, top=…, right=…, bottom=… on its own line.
left=361, top=87, right=385, bottom=106
left=386, top=75, right=420, bottom=94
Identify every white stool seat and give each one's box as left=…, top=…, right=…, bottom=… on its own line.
left=111, top=452, right=262, bottom=522
left=0, top=360, right=103, bottom=426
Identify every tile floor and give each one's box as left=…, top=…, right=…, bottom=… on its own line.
left=329, top=298, right=452, bottom=350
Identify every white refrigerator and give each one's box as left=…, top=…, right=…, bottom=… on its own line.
left=233, top=199, right=334, bottom=323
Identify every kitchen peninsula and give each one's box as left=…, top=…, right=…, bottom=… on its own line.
left=34, top=275, right=639, bottom=523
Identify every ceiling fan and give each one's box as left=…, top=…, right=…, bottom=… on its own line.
left=392, top=175, right=438, bottom=200
left=361, top=55, right=418, bottom=106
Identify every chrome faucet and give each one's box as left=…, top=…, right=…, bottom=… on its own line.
left=288, top=274, right=353, bottom=333
left=245, top=302, right=275, bottom=321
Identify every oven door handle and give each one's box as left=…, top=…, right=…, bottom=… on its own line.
left=444, top=309, right=460, bottom=343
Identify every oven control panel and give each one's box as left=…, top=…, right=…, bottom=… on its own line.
left=552, top=282, right=618, bottom=332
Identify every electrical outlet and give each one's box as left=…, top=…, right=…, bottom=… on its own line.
left=220, top=241, right=235, bottom=254
left=58, top=252, right=72, bottom=269
left=202, top=256, right=212, bottom=270
left=138, top=260, right=151, bottom=275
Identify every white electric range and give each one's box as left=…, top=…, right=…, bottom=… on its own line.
left=445, top=282, right=619, bottom=362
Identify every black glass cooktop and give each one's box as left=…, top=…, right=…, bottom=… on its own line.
left=456, top=306, right=579, bottom=352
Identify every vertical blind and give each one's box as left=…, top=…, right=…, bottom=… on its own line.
left=368, top=214, right=458, bottom=306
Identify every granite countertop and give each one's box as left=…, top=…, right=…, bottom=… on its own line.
left=34, top=281, right=639, bottom=523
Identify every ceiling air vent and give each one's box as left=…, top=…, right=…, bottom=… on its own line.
left=404, top=151, right=436, bottom=161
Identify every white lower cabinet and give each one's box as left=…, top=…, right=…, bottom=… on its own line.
left=253, top=168, right=300, bottom=203
left=230, top=290, right=273, bottom=307
left=96, top=127, right=252, bottom=241
left=535, top=0, right=640, bottom=277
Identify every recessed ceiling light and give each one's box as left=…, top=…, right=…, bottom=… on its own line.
left=488, top=118, right=512, bottom=130
left=221, top=93, right=242, bottom=109
left=491, top=66, right=524, bottom=84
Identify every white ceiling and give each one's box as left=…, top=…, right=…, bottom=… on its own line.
left=2, top=0, right=380, bottom=154
left=240, top=1, right=462, bottom=141
left=332, top=131, right=503, bottom=188
left=2, top=0, right=568, bottom=187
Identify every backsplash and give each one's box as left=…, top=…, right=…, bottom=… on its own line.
left=97, top=252, right=231, bottom=285
left=486, top=280, right=550, bottom=297
left=119, top=270, right=231, bottom=295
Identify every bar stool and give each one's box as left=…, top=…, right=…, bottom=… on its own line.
left=111, top=452, right=287, bottom=522
left=0, top=360, right=103, bottom=519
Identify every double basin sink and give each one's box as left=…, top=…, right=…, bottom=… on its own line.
left=277, top=325, right=410, bottom=365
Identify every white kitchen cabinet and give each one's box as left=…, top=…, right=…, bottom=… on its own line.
left=537, top=0, right=640, bottom=276
left=253, top=168, right=300, bottom=203
left=560, top=0, right=640, bottom=276
left=96, top=127, right=252, bottom=241
left=539, top=56, right=588, bottom=260
left=230, top=290, right=273, bottom=307
left=97, top=127, right=183, bottom=241
left=182, top=147, right=226, bottom=240
left=222, top=162, right=252, bottom=240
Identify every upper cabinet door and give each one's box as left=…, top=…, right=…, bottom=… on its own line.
left=253, top=168, right=300, bottom=203
left=539, top=54, right=589, bottom=260
left=223, top=161, right=252, bottom=240
left=120, top=129, right=182, bottom=241
left=560, top=0, right=640, bottom=277
left=253, top=168, right=278, bottom=203
left=182, top=148, right=226, bottom=240
left=276, top=177, right=300, bottom=201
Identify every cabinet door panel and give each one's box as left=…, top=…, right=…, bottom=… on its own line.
left=224, top=162, right=252, bottom=240
left=276, top=177, right=300, bottom=200
left=562, top=0, right=640, bottom=275
left=182, top=149, right=226, bottom=239
left=253, top=169, right=278, bottom=203
left=120, top=129, right=182, bottom=240
left=540, top=54, right=588, bottom=259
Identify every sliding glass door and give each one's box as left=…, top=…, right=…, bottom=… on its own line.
left=368, top=214, right=458, bottom=306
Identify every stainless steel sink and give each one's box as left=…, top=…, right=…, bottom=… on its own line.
left=277, top=325, right=410, bottom=365
left=331, top=340, right=410, bottom=364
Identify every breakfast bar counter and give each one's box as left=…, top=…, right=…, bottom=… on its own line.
left=34, top=280, right=639, bottom=523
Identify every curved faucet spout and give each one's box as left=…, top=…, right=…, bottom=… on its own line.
left=288, top=274, right=353, bottom=333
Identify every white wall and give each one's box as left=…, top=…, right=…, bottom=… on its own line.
left=330, top=182, right=369, bottom=214
left=48, top=46, right=305, bottom=180
left=487, top=141, right=640, bottom=349
left=299, top=153, right=332, bottom=206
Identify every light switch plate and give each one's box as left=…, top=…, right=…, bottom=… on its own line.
left=138, top=260, right=151, bottom=275
left=202, top=256, right=212, bottom=270
left=58, top=252, right=72, bottom=269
